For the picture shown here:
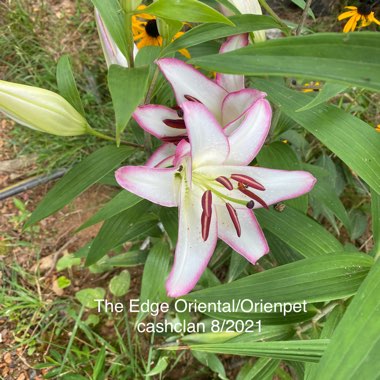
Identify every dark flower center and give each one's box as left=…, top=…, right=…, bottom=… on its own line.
left=358, top=3, right=372, bottom=15
left=145, top=19, right=160, bottom=38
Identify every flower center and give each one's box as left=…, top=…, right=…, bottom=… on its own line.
left=358, top=3, right=372, bottom=15
left=192, top=173, right=268, bottom=241
left=145, top=19, right=160, bottom=38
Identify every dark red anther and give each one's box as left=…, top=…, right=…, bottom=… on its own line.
left=163, top=119, right=186, bottom=129
left=184, top=94, right=202, bottom=103
left=231, top=174, right=265, bottom=191
left=238, top=183, right=269, bottom=209
left=226, top=203, right=241, bottom=237
left=201, top=211, right=211, bottom=241
left=215, top=176, right=233, bottom=190
left=246, top=200, right=255, bottom=209
left=201, top=190, right=212, bottom=217
left=161, top=135, right=188, bottom=145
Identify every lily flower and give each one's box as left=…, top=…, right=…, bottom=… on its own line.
left=116, top=101, right=316, bottom=297
left=0, top=80, right=88, bottom=136
left=133, top=34, right=259, bottom=157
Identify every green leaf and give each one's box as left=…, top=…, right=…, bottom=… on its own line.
left=237, top=358, right=280, bottom=380
left=192, top=351, right=227, bottom=380
left=85, top=200, right=151, bottom=266
left=75, top=287, right=105, bottom=309
left=137, top=241, right=171, bottom=323
left=184, top=254, right=373, bottom=323
left=91, top=0, right=128, bottom=57
left=25, top=146, right=133, bottom=228
left=304, top=164, right=351, bottom=232
left=170, top=340, right=329, bottom=363
left=256, top=142, right=308, bottom=213
left=371, top=188, right=380, bottom=258
left=145, top=357, right=169, bottom=376
left=256, top=207, right=342, bottom=258
left=227, top=251, right=248, bottom=282
left=189, top=33, right=380, bottom=92
left=93, top=347, right=106, bottom=380
left=78, top=190, right=142, bottom=231
left=56, top=254, right=81, bottom=272
left=311, top=259, right=380, bottom=379
left=56, top=55, right=85, bottom=116
left=109, top=270, right=131, bottom=297
left=142, top=0, right=234, bottom=25
left=108, top=65, right=150, bottom=141
left=252, top=79, right=380, bottom=194
left=296, top=83, right=347, bottom=112
left=159, top=207, right=178, bottom=247
left=103, top=250, right=148, bottom=267
left=57, top=276, right=71, bottom=289
left=162, top=15, right=282, bottom=56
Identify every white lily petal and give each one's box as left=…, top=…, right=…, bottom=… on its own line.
left=227, top=99, right=272, bottom=165
left=146, top=143, right=176, bottom=168
left=157, top=58, right=227, bottom=120
left=182, top=101, right=230, bottom=167
left=195, top=165, right=316, bottom=208
left=222, top=88, right=267, bottom=128
left=95, top=9, right=135, bottom=67
left=115, top=166, right=180, bottom=207
left=133, top=105, right=185, bottom=139
left=166, top=184, right=217, bottom=297
left=216, top=34, right=248, bottom=92
left=217, top=205, right=269, bottom=263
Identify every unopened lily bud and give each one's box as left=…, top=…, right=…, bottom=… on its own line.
left=222, top=0, right=266, bottom=42
left=95, top=9, right=129, bottom=68
left=0, top=80, right=88, bottom=136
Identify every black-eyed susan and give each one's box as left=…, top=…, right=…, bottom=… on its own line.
left=302, top=81, right=322, bottom=93
left=132, top=5, right=190, bottom=58
left=338, top=1, right=380, bottom=33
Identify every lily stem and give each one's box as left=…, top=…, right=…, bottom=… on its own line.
left=88, top=127, right=144, bottom=149
left=258, top=0, right=290, bottom=34
left=295, top=0, right=313, bottom=36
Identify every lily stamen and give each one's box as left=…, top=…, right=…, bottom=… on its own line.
left=238, top=183, right=269, bottom=209
left=246, top=200, right=255, bottom=209
left=184, top=94, right=202, bottom=103
left=215, top=176, right=233, bottom=190
left=226, top=203, right=241, bottom=237
left=231, top=174, right=265, bottom=191
left=201, top=190, right=212, bottom=217
left=201, top=211, right=211, bottom=241
left=163, top=119, right=186, bottom=129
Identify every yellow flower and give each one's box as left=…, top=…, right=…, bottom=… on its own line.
left=376, top=124, right=380, bottom=132
left=338, top=3, right=380, bottom=33
left=302, top=81, right=321, bottom=93
left=132, top=5, right=190, bottom=58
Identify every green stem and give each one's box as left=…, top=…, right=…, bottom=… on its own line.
left=258, top=0, right=290, bottom=34
left=87, top=126, right=144, bottom=149
left=144, top=316, right=156, bottom=378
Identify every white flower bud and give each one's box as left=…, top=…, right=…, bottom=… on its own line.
left=0, top=80, right=88, bottom=136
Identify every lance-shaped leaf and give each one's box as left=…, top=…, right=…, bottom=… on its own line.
left=311, top=259, right=380, bottom=379
left=183, top=254, right=373, bottom=323
left=25, top=146, right=133, bottom=228
left=108, top=65, right=149, bottom=143
left=165, top=340, right=329, bottom=363
left=252, top=79, right=380, bottom=194
left=161, top=15, right=283, bottom=56
left=371, top=188, right=380, bottom=258
left=189, top=33, right=380, bottom=92
left=142, top=0, right=234, bottom=25
left=56, top=55, right=85, bottom=116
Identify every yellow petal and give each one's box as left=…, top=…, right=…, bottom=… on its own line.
left=338, top=11, right=356, bottom=21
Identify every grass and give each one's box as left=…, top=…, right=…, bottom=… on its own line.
left=0, top=0, right=121, bottom=172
